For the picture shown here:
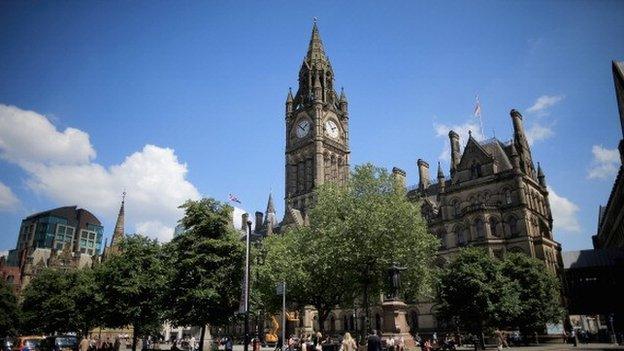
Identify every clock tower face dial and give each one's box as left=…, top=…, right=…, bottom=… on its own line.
left=324, top=120, right=339, bottom=139
left=295, top=119, right=311, bottom=138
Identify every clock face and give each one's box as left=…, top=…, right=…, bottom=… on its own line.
left=325, top=120, right=339, bottom=139
left=296, top=119, right=311, bottom=138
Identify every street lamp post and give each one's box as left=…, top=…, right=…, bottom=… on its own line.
left=244, top=220, right=252, bottom=351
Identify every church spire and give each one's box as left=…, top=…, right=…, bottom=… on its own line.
left=110, top=191, right=125, bottom=246
left=266, top=192, right=276, bottom=215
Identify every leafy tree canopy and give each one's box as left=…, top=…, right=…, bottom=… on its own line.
left=97, top=235, right=166, bottom=349
left=0, top=278, right=19, bottom=336
left=164, top=198, right=245, bottom=350
left=256, top=164, right=438, bottom=331
left=501, top=252, right=563, bottom=334
left=436, top=247, right=521, bottom=340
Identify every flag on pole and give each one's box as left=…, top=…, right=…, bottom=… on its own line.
left=474, top=94, right=482, bottom=117
left=228, top=193, right=241, bottom=204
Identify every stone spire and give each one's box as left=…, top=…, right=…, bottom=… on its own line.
left=306, top=20, right=329, bottom=65
left=264, top=192, right=277, bottom=227
left=537, top=162, right=546, bottom=187
left=110, top=191, right=125, bottom=246
left=294, top=20, right=336, bottom=108
left=437, top=161, right=444, bottom=179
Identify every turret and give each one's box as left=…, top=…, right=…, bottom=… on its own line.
left=286, top=87, right=294, bottom=115
left=339, top=87, right=348, bottom=113
left=392, top=167, right=406, bottom=189
left=537, top=162, right=546, bottom=187
left=449, top=130, right=461, bottom=175
left=437, top=162, right=445, bottom=193
left=417, top=159, right=430, bottom=191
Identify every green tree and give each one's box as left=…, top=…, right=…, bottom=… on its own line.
left=436, top=248, right=521, bottom=350
left=316, top=164, right=437, bottom=329
left=0, top=278, right=19, bottom=336
left=257, top=164, right=438, bottom=333
left=21, top=269, right=79, bottom=334
left=98, top=235, right=166, bottom=351
left=164, top=198, right=245, bottom=351
left=501, top=253, right=563, bottom=339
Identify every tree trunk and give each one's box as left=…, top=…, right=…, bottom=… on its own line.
left=317, top=309, right=329, bottom=335
left=363, top=284, right=370, bottom=334
left=200, top=325, right=206, bottom=351
left=132, top=328, right=138, bottom=351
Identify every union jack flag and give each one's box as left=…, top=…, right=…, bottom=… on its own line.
left=228, top=193, right=241, bottom=204
left=474, top=94, right=482, bottom=117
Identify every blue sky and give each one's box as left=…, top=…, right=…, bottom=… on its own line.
left=0, top=1, right=623, bottom=252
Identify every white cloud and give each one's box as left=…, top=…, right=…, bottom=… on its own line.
left=525, top=123, right=554, bottom=145
left=548, top=186, right=581, bottom=233
left=136, top=221, right=175, bottom=243
left=0, top=250, right=8, bottom=258
left=587, top=145, right=620, bottom=180
left=0, top=181, right=20, bottom=211
left=0, top=104, right=96, bottom=167
left=0, top=104, right=201, bottom=242
left=433, top=120, right=484, bottom=160
left=526, top=95, right=565, bottom=115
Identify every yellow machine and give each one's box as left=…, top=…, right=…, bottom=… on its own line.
left=265, top=315, right=280, bottom=344
left=265, top=312, right=299, bottom=345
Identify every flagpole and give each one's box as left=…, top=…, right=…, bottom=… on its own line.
left=475, top=94, right=485, bottom=139
left=244, top=220, right=252, bottom=351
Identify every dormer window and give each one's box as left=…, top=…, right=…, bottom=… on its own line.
left=470, top=160, right=482, bottom=179
left=505, top=190, right=512, bottom=205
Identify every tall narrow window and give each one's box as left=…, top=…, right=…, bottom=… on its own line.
left=509, top=216, right=519, bottom=237
left=489, top=218, right=499, bottom=237
left=453, top=200, right=460, bottom=218
left=505, top=190, right=512, bottom=205
left=475, top=219, right=485, bottom=238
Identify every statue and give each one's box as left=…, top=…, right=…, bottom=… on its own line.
left=388, top=262, right=407, bottom=300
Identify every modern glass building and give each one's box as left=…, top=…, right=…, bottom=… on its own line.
left=7, top=206, right=103, bottom=266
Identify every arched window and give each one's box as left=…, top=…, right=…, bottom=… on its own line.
left=330, top=315, right=336, bottom=332
left=453, top=200, right=460, bottom=218
left=505, top=190, right=512, bottom=205
left=475, top=219, right=485, bottom=238
left=508, top=216, right=520, bottom=237
left=343, top=315, right=348, bottom=331
left=489, top=218, right=499, bottom=237
left=457, top=227, right=468, bottom=246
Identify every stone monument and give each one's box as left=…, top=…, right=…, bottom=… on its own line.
left=381, top=263, right=416, bottom=347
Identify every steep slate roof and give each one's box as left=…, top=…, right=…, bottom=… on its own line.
left=480, top=138, right=513, bottom=170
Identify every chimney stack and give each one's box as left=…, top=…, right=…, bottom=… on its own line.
left=392, top=167, right=406, bottom=189
left=417, top=159, right=430, bottom=191
left=254, top=211, right=263, bottom=233
left=449, top=131, right=461, bottom=175
left=241, top=213, right=249, bottom=231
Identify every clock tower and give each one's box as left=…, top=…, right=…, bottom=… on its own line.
left=284, top=22, right=350, bottom=220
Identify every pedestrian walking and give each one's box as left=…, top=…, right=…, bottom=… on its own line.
left=366, top=330, right=382, bottom=351
left=80, top=337, right=90, bottom=351
left=341, top=333, right=356, bottom=351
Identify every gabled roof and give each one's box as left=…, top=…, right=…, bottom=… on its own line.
left=457, top=135, right=494, bottom=169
